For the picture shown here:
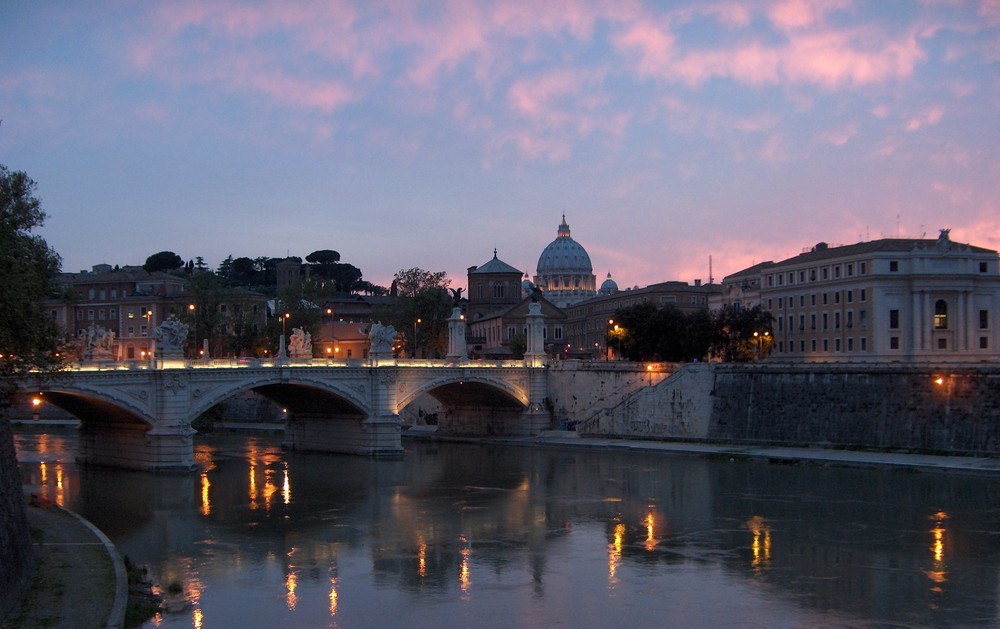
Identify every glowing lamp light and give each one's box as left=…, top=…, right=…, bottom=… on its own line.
left=934, top=377, right=945, bottom=386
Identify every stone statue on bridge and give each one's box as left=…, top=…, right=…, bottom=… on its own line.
left=367, top=322, right=396, bottom=357
left=85, top=325, right=116, bottom=359
left=154, top=317, right=189, bottom=358
left=288, top=327, right=312, bottom=359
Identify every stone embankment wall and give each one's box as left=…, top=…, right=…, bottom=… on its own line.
left=0, top=416, right=34, bottom=621
left=555, top=362, right=1000, bottom=455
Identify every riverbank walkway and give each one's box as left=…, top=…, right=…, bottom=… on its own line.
left=8, top=434, right=1000, bottom=629
left=417, top=427, right=1000, bottom=475
left=4, top=502, right=126, bottom=629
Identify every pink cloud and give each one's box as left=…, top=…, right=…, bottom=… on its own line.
left=767, top=0, right=853, bottom=32
left=817, top=123, right=858, bottom=146
left=904, top=105, right=945, bottom=131
left=612, top=20, right=677, bottom=78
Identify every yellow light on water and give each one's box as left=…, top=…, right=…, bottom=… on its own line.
left=200, top=472, right=211, bottom=516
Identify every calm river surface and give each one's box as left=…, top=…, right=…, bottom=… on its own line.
left=14, top=426, right=1000, bottom=628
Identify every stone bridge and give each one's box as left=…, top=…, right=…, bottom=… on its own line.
left=20, top=359, right=550, bottom=471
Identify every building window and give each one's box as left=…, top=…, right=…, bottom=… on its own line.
left=938, top=338, right=947, bottom=349
left=823, top=293, right=828, bottom=305
left=98, top=310, right=106, bottom=321
left=835, top=338, right=841, bottom=351
left=860, top=262, right=867, bottom=274
left=861, top=337, right=867, bottom=351
left=813, top=340, right=818, bottom=351
left=847, top=290, right=853, bottom=303
left=87, top=309, right=94, bottom=320
left=111, top=288, right=118, bottom=298
left=810, top=294, right=816, bottom=306
left=799, top=271, right=805, bottom=282
left=777, top=318, right=783, bottom=332
left=860, top=289, right=866, bottom=302
left=847, top=311, right=853, bottom=328
left=810, top=269, right=817, bottom=281
left=847, top=338, right=853, bottom=351
left=88, top=288, right=95, bottom=300
left=777, top=297, right=783, bottom=309
left=76, top=311, right=83, bottom=321
left=859, top=310, right=867, bottom=328
left=980, top=310, right=989, bottom=329
left=810, top=314, right=816, bottom=330
left=890, top=336, right=899, bottom=349
left=799, top=314, right=805, bottom=330
left=768, top=275, right=774, bottom=287
left=835, top=292, right=840, bottom=304
left=493, top=283, right=505, bottom=298
left=768, top=299, right=773, bottom=309
left=800, top=340, right=805, bottom=352
left=508, top=326, right=516, bottom=339
left=890, top=261, right=899, bottom=272
left=934, top=300, right=948, bottom=329
left=110, top=309, right=117, bottom=320
left=981, top=262, right=988, bottom=273
left=141, top=325, right=148, bottom=337
left=835, top=312, right=841, bottom=329
left=847, top=264, right=853, bottom=276
left=981, top=337, right=989, bottom=349
left=822, top=313, right=828, bottom=330
left=554, top=326, right=563, bottom=340
left=889, top=309, right=899, bottom=329
left=834, top=266, right=841, bottom=278
left=822, top=268, right=829, bottom=280
left=127, top=326, right=134, bottom=336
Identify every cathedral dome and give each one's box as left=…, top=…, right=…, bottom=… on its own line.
left=599, top=272, right=619, bottom=296
left=536, top=215, right=593, bottom=275
left=533, top=215, right=597, bottom=308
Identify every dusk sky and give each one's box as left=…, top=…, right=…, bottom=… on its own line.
left=3, top=1, right=999, bottom=291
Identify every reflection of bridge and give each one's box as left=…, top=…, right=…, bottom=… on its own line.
left=22, top=359, right=550, bottom=471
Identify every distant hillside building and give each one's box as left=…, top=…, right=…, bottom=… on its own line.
left=48, top=265, right=267, bottom=360
left=720, top=230, right=1000, bottom=362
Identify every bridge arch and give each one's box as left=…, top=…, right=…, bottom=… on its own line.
left=397, top=373, right=531, bottom=436
left=397, top=373, right=529, bottom=411
left=29, top=381, right=155, bottom=426
left=188, top=374, right=373, bottom=421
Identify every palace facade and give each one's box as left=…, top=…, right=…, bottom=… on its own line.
left=719, top=230, right=1000, bottom=363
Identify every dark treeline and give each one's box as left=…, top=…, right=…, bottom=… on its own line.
left=610, top=303, right=773, bottom=363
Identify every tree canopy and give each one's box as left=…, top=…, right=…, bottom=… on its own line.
left=143, top=250, right=184, bottom=273
left=372, top=268, right=452, bottom=358
left=0, top=165, right=66, bottom=399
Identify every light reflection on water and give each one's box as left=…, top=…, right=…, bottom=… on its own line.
left=14, top=426, right=1000, bottom=628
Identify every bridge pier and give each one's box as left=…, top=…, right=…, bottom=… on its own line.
left=283, top=412, right=403, bottom=457
left=78, top=422, right=196, bottom=472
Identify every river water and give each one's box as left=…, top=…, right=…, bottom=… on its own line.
left=13, top=425, right=1000, bottom=628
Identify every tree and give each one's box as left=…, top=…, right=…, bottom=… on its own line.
left=372, top=268, right=452, bottom=358
left=0, top=165, right=67, bottom=618
left=305, top=249, right=340, bottom=282
left=1, top=166, right=67, bottom=397
left=712, top=304, right=774, bottom=362
left=143, top=250, right=184, bottom=273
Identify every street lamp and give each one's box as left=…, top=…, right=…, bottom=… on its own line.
left=413, top=318, right=422, bottom=358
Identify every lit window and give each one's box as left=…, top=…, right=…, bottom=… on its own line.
left=934, top=300, right=948, bottom=329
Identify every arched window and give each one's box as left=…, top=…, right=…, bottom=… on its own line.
left=934, top=300, right=948, bottom=329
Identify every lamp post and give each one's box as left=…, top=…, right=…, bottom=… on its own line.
left=189, top=304, right=197, bottom=358
left=145, top=307, right=153, bottom=360
left=606, top=319, right=612, bottom=361
left=413, top=318, right=422, bottom=358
